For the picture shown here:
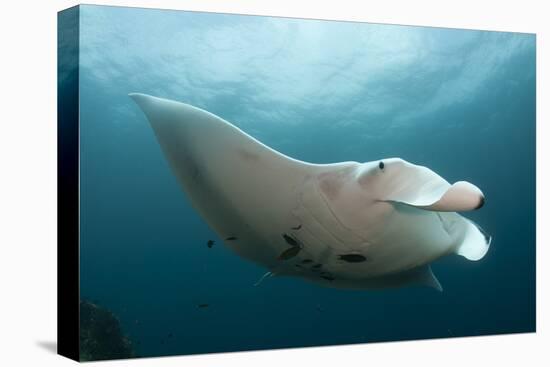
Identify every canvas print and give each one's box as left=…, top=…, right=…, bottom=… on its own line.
left=57, top=4, right=536, bottom=361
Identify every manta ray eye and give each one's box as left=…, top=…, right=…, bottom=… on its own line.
left=379, top=161, right=384, bottom=170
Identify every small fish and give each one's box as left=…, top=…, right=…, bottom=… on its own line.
left=291, top=224, right=302, bottom=230
left=207, top=240, right=215, bottom=248
left=225, top=236, right=237, bottom=241
left=167, top=332, right=173, bottom=338
left=312, top=263, right=322, bottom=269
left=254, top=271, right=273, bottom=286
left=198, top=303, right=209, bottom=308
left=338, top=254, right=367, bottom=263
left=301, top=259, right=313, bottom=264
left=282, top=233, right=300, bottom=247
left=278, top=246, right=301, bottom=260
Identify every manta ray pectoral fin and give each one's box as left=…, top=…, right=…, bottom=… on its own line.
left=403, top=265, right=443, bottom=291
left=376, top=160, right=485, bottom=212
left=374, top=265, right=443, bottom=291
left=402, top=265, right=443, bottom=292
left=398, top=265, right=443, bottom=292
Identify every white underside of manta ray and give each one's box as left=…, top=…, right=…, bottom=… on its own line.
left=130, top=93, right=491, bottom=291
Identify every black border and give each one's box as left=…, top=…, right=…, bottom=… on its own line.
left=57, top=5, right=80, bottom=362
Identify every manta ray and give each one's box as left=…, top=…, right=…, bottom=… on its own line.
left=130, top=93, right=491, bottom=291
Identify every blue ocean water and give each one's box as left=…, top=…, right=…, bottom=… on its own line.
left=76, top=5, right=536, bottom=358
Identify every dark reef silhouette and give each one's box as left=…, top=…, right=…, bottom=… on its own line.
left=79, top=300, right=135, bottom=361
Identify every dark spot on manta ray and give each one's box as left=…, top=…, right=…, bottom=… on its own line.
left=238, top=149, right=260, bottom=161
left=318, top=167, right=355, bottom=200
left=198, top=304, right=209, bottom=308
left=291, top=224, right=302, bottom=230
left=207, top=240, right=215, bottom=248
left=320, top=274, right=335, bottom=281
left=301, top=259, right=313, bottom=264
left=339, top=254, right=367, bottom=263
left=475, top=195, right=485, bottom=210
left=278, top=246, right=301, bottom=260
left=191, top=166, right=200, bottom=180
left=311, top=264, right=322, bottom=269
left=282, top=233, right=301, bottom=247
left=379, top=161, right=385, bottom=170
left=225, top=236, right=237, bottom=241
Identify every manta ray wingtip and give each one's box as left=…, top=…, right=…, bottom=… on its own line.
left=129, top=92, right=152, bottom=104
left=128, top=92, right=148, bottom=97
left=129, top=93, right=161, bottom=117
